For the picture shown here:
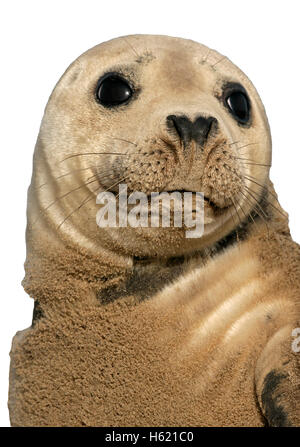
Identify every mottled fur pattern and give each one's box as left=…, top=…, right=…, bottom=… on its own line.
left=8, top=35, right=300, bottom=426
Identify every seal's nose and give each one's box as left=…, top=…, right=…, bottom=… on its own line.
left=166, top=115, right=217, bottom=146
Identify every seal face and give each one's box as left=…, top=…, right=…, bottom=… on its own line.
left=30, top=34, right=271, bottom=258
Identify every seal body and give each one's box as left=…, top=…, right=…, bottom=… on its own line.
left=9, top=35, right=300, bottom=426
left=9, top=227, right=300, bottom=426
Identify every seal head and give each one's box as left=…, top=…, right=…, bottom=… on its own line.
left=28, top=35, right=271, bottom=258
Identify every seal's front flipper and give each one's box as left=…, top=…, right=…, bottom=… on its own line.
left=255, top=325, right=300, bottom=426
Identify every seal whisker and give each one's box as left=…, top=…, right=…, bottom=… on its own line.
left=44, top=176, right=99, bottom=212
left=57, top=174, right=132, bottom=230
left=30, top=175, right=101, bottom=227
left=234, top=142, right=259, bottom=151
left=123, top=37, right=140, bottom=58
left=243, top=186, right=269, bottom=219
left=241, top=189, right=270, bottom=236
left=222, top=164, right=270, bottom=231
left=236, top=192, right=251, bottom=221
left=230, top=196, right=243, bottom=227
left=110, top=137, right=138, bottom=147
left=202, top=48, right=211, bottom=63
left=243, top=174, right=280, bottom=203
left=57, top=192, right=96, bottom=230
left=212, top=56, right=227, bottom=68
left=36, top=168, right=118, bottom=191
left=240, top=161, right=271, bottom=168
left=235, top=156, right=265, bottom=163
left=223, top=165, right=283, bottom=220
left=99, top=174, right=131, bottom=195
left=238, top=190, right=258, bottom=229
left=228, top=202, right=240, bottom=244
left=59, top=152, right=135, bottom=163
left=244, top=184, right=286, bottom=218
left=223, top=167, right=276, bottom=204
left=36, top=166, right=97, bottom=189
left=228, top=201, right=237, bottom=226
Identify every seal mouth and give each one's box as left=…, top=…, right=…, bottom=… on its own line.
left=109, top=186, right=226, bottom=214
left=164, top=190, right=224, bottom=214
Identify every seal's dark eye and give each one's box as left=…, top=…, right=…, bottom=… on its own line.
left=225, top=91, right=250, bottom=124
left=96, top=74, right=132, bottom=107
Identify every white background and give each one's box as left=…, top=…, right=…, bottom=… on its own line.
left=1, top=0, right=299, bottom=427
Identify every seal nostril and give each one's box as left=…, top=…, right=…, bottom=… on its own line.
left=206, top=118, right=215, bottom=138
left=193, top=116, right=217, bottom=145
left=166, top=114, right=217, bottom=147
left=166, top=115, right=192, bottom=143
